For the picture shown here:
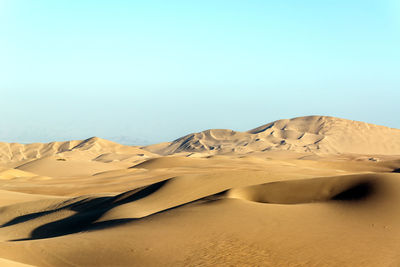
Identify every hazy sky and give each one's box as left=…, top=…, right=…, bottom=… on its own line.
left=1, top=0, right=399, bottom=145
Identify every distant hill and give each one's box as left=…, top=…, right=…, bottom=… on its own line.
left=143, top=116, right=400, bottom=156
left=0, top=137, right=155, bottom=164
left=2, top=116, right=400, bottom=164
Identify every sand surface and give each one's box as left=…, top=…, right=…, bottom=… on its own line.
left=1, top=116, right=400, bottom=266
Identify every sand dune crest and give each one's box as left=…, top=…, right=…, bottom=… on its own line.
left=1, top=116, right=400, bottom=266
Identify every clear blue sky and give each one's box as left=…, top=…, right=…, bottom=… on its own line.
left=1, top=0, right=399, bottom=144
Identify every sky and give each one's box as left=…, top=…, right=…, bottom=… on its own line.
left=1, top=0, right=399, bottom=145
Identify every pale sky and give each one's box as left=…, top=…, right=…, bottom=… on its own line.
left=1, top=0, right=399, bottom=144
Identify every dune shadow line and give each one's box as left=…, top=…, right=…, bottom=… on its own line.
left=331, top=181, right=375, bottom=201
left=2, top=179, right=169, bottom=240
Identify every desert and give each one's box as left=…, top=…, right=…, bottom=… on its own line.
left=0, top=116, right=400, bottom=266
left=2, top=0, right=399, bottom=265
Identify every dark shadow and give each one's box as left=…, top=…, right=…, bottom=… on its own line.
left=393, top=168, right=400, bottom=173
left=201, top=190, right=228, bottom=201
left=331, top=181, right=375, bottom=201
left=10, top=218, right=135, bottom=242
left=1, top=198, right=104, bottom=227
left=8, top=186, right=219, bottom=241
left=2, top=179, right=170, bottom=240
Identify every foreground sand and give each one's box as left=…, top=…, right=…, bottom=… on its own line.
left=1, top=116, right=400, bottom=266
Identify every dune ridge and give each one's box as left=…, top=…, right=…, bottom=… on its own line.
left=144, top=116, right=400, bottom=156
left=1, top=171, right=400, bottom=266
left=2, top=116, right=400, bottom=166
left=1, top=116, right=400, bottom=266
left=0, top=137, right=155, bottom=165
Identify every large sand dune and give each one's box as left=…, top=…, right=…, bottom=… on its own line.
left=144, top=116, right=400, bottom=155
left=1, top=116, right=400, bottom=266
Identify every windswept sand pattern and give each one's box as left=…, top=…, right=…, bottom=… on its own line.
left=144, top=116, right=400, bottom=155
left=1, top=116, right=400, bottom=266
left=0, top=137, right=155, bottom=166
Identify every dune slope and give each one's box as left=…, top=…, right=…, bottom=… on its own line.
left=144, top=116, right=400, bottom=155
left=1, top=172, right=400, bottom=266
left=1, top=116, right=400, bottom=266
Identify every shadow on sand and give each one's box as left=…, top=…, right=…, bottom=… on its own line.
left=2, top=180, right=170, bottom=241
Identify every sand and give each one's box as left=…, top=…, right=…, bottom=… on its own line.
left=0, top=116, right=400, bottom=266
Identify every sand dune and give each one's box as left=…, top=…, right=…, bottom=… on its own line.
left=228, top=173, right=383, bottom=204
left=144, top=116, right=400, bottom=156
left=1, top=116, right=400, bottom=266
left=1, top=172, right=400, bottom=266
left=15, top=155, right=123, bottom=178
left=0, top=137, right=155, bottom=167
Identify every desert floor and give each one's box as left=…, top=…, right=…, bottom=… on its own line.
left=1, top=116, right=400, bottom=266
